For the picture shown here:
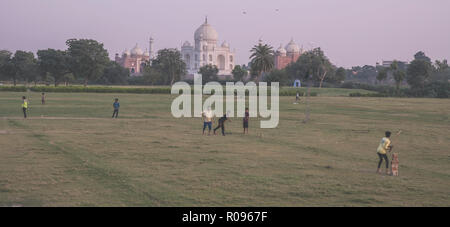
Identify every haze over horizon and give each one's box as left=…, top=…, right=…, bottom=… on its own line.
left=1, top=0, right=449, bottom=68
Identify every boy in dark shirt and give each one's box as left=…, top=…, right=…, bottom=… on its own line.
left=112, top=98, right=120, bottom=118
left=41, top=93, right=46, bottom=105
left=243, top=108, right=249, bottom=134
left=214, top=114, right=230, bottom=136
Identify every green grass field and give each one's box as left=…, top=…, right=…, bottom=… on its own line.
left=0, top=91, right=449, bottom=206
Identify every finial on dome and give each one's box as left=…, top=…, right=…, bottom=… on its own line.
left=205, top=16, right=208, bottom=24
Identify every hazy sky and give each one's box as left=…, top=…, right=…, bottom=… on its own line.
left=1, top=0, right=449, bottom=67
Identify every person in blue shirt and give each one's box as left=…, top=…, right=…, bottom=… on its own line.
left=112, top=98, right=120, bottom=118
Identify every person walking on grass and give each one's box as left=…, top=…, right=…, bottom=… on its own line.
left=112, top=98, right=120, bottom=118
left=214, top=114, right=230, bottom=136
left=202, top=107, right=214, bottom=135
left=41, top=93, right=46, bottom=105
left=377, top=131, right=393, bottom=175
left=22, top=96, right=28, bottom=119
left=243, top=108, right=249, bottom=134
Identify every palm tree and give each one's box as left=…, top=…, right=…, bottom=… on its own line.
left=390, top=61, right=406, bottom=91
left=249, top=43, right=274, bottom=83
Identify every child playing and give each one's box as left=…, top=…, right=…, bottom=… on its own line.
left=202, top=107, right=214, bottom=135
left=22, top=96, right=28, bottom=118
left=41, top=93, right=46, bottom=105
left=112, top=98, right=120, bottom=118
left=243, top=108, right=249, bottom=134
left=376, top=131, right=393, bottom=175
left=214, top=114, right=230, bottom=136
left=294, top=92, right=301, bottom=104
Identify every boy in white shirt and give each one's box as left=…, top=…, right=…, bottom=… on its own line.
left=202, top=107, right=214, bottom=135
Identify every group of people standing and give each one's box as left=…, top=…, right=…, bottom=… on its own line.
left=202, top=107, right=249, bottom=136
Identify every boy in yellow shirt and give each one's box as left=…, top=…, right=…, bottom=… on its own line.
left=377, top=131, right=393, bottom=175
left=22, top=96, right=28, bottom=119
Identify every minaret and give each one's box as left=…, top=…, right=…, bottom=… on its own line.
left=149, top=37, right=154, bottom=59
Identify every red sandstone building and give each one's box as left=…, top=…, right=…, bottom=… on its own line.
left=274, top=39, right=303, bottom=70
left=115, top=39, right=154, bottom=76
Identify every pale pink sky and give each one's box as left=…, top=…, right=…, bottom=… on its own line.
left=1, top=0, right=449, bottom=67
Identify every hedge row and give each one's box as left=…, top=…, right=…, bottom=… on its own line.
left=0, top=86, right=318, bottom=96
left=0, top=86, right=172, bottom=94
left=349, top=92, right=389, bottom=97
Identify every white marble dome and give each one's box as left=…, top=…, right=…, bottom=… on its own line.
left=183, top=41, right=192, bottom=47
left=122, top=49, right=130, bottom=56
left=194, top=19, right=218, bottom=41
left=277, top=44, right=287, bottom=55
left=221, top=41, right=229, bottom=48
left=285, top=39, right=300, bottom=53
left=131, top=44, right=143, bottom=56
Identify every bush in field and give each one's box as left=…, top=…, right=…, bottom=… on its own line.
left=0, top=86, right=27, bottom=92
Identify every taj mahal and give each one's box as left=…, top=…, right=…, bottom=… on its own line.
left=115, top=17, right=303, bottom=78
left=181, top=18, right=236, bottom=77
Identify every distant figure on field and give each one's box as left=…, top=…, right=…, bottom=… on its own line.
left=214, top=114, right=230, bottom=136
left=22, top=96, right=28, bottom=118
left=202, top=107, right=214, bottom=135
left=376, top=131, right=393, bottom=175
left=294, top=92, right=300, bottom=104
left=243, top=108, right=249, bottom=134
left=41, top=93, right=46, bottom=105
left=112, top=98, right=120, bottom=118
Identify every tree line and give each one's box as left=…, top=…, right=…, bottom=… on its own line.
left=348, top=51, right=449, bottom=89
left=248, top=43, right=346, bottom=87
left=1, top=38, right=448, bottom=96
left=375, top=51, right=449, bottom=91
left=0, top=39, right=131, bottom=86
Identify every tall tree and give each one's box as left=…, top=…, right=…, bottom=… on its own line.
left=377, top=68, right=388, bottom=84
left=285, top=48, right=335, bottom=124
left=434, top=60, right=449, bottom=72
left=431, top=59, right=450, bottom=82
left=310, top=48, right=334, bottom=88
left=231, top=65, right=248, bottom=82
left=263, top=69, right=289, bottom=86
left=198, top=64, right=219, bottom=84
left=37, top=49, right=70, bottom=86
left=142, top=65, right=163, bottom=85
left=249, top=43, right=274, bottom=83
left=11, top=50, right=37, bottom=86
left=95, top=61, right=130, bottom=85
left=390, top=61, right=406, bottom=90
left=0, top=50, right=15, bottom=85
left=66, top=39, right=110, bottom=86
left=414, top=51, right=431, bottom=63
left=407, top=51, right=433, bottom=89
left=334, top=67, right=346, bottom=83
left=285, top=48, right=334, bottom=88
left=151, top=48, right=186, bottom=85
